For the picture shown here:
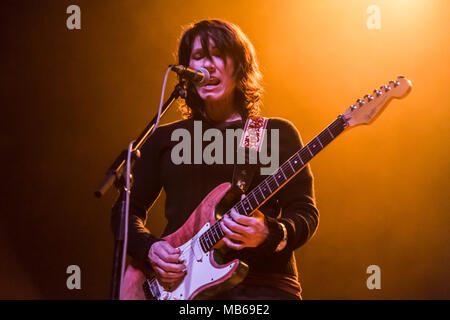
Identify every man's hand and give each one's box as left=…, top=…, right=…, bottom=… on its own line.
left=148, top=241, right=186, bottom=289
left=220, top=203, right=269, bottom=250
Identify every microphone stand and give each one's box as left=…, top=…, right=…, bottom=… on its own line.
left=94, top=81, right=186, bottom=300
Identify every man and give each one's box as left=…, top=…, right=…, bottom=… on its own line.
left=113, top=19, right=319, bottom=300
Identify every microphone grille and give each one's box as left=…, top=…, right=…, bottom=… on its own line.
left=197, top=68, right=210, bottom=86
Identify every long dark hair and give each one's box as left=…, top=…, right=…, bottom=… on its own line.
left=177, top=19, right=263, bottom=120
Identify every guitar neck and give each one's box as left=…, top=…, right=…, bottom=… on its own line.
left=199, top=115, right=347, bottom=251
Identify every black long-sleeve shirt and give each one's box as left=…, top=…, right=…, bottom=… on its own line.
left=112, top=116, right=319, bottom=296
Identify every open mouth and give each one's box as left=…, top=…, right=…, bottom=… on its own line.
left=206, top=77, right=220, bottom=86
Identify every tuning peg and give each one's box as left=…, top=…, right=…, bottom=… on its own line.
left=380, top=85, right=391, bottom=92
left=356, top=99, right=365, bottom=107
left=389, top=80, right=400, bottom=87
left=364, top=94, right=374, bottom=101
left=373, top=89, right=382, bottom=97
left=350, top=104, right=358, bottom=111
left=392, top=80, right=400, bottom=87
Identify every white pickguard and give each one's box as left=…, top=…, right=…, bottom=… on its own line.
left=155, top=223, right=238, bottom=300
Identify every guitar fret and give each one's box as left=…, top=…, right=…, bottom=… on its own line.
left=243, top=198, right=253, bottom=212
left=258, top=180, right=269, bottom=198
left=210, top=228, right=218, bottom=243
left=316, top=136, right=324, bottom=148
left=207, top=233, right=213, bottom=249
left=298, top=153, right=304, bottom=165
left=215, top=225, right=222, bottom=241
left=209, top=230, right=216, bottom=246
left=248, top=193, right=259, bottom=210
left=280, top=167, right=287, bottom=180
left=281, top=163, right=292, bottom=177
left=200, top=236, right=207, bottom=252
left=204, top=232, right=211, bottom=246
left=287, top=160, right=295, bottom=174
left=203, top=234, right=210, bottom=250
left=292, top=153, right=303, bottom=169
left=306, top=144, right=314, bottom=157
left=210, top=225, right=216, bottom=241
left=216, top=223, right=225, bottom=238
left=257, top=185, right=266, bottom=200
left=326, top=127, right=334, bottom=138
left=272, top=175, right=279, bottom=187
left=264, top=179, right=272, bottom=193
left=235, top=203, right=245, bottom=216
left=271, top=175, right=279, bottom=188
left=252, top=187, right=264, bottom=203
left=300, top=150, right=310, bottom=164
left=206, top=233, right=213, bottom=249
left=309, top=139, right=322, bottom=156
left=318, top=131, right=332, bottom=146
left=275, top=172, right=283, bottom=185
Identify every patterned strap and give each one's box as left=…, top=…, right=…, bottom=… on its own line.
left=233, top=116, right=268, bottom=193
left=239, top=116, right=269, bottom=152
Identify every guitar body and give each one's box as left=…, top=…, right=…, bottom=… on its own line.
left=120, top=182, right=248, bottom=300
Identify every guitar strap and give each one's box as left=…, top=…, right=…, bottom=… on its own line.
left=231, top=116, right=268, bottom=193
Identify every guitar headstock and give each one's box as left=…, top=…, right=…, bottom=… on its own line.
left=342, top=76, right=412, bottom=127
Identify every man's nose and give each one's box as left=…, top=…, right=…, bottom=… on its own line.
left=202, top=58, right=215, bottom=73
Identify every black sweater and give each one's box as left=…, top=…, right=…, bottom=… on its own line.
left=112, top=116, right=319, bottom=289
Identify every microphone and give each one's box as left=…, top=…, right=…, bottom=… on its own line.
left=169, top=64, right=210, bottom=86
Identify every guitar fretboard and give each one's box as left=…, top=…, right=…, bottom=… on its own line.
left=199, top=115, right=347, bottom=252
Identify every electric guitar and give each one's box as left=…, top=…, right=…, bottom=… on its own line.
left=120, top=76, right=412, bottom=300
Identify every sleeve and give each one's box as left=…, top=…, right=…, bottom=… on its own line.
left=110, top=126, right=164, bottom=267
left=255, top=118, right=319, bottom=255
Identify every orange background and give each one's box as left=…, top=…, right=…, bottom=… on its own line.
left=1, top=0, right=449, bottom=299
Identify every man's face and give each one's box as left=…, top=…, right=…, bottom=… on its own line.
left=189, top=36, right=237, bottom=104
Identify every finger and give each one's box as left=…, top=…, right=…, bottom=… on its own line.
left=222, top=236, right=244, bottom=251
left=230, top=207, right=255, bottom=225
left=160, top=251, right=183, bottom=264
left=223, top=213, right=250, bottom=235
left=153, top=255, right=186, bottom=273
left=221, top=219, right=246, bottom=242
left=160, top=241, right=181, bottom=255
left=154, top=266, right=186, bottom=280
left=157, top=277, right=181, bottom=289
left=155, top=244, right=181, bottom=262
